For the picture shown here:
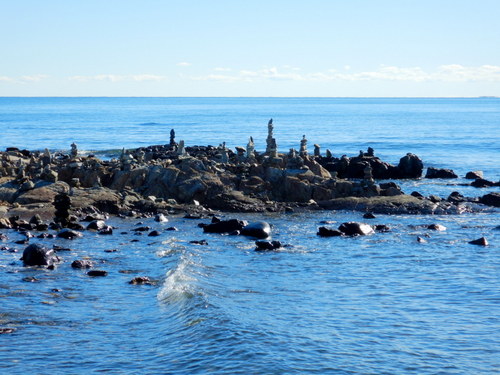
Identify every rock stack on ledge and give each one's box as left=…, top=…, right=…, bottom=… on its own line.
left=0, top=119, right=498, bottom=219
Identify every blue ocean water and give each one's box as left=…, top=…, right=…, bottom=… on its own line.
left=0, top=98, right=499, bottom=374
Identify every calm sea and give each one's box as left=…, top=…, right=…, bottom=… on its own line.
left=0, top=97, right=499, bottom=374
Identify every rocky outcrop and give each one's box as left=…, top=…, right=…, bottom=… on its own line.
left=425, top=167, right=458, bottom=179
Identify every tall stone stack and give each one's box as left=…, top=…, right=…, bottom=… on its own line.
left=53, top=192, right=71, bottom=228
left=265, top=119, right=278, bottom=158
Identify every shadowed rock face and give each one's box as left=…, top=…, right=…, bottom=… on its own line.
left=22, top=243, right=60, bottom=266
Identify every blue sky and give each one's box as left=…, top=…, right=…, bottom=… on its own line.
left=1, top=0, right=499, bottom=96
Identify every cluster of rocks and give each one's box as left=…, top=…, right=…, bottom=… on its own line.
left=0, top=120, right=499, bottom=220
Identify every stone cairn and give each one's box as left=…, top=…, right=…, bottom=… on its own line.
left=246, top=137, right=255, bottom=159
left=299, top=135, right=308, bottom=157
left=53, top=192, right=71, bottom=228
left=169, top=129, right=176, bottom=147
left=70, top=142, right=78, bottom=159
left=265, top=119, right=278, bottom=158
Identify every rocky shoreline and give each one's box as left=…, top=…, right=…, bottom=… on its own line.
left=1, top=120, right=499, bottom=224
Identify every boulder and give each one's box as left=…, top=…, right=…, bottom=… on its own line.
left=338, top=222, right=374, bottom=236
left=154, top=213, right=168, bottom=222
left=241, top=222, right=271, bottom=239
left=471, top=178, right=495, bottom=188
left=71, top=259, right=94, bottom=269
left=22, top=243, right=60, bottom=266
left=397, top=153, right=423, bottom=178
left=427, top=224, right=446, bottom=231
left=425, top=167, right=458, bottom=179
left=57, top=228, right=83, bottom=239
left=98, top=226, right=113, bottom=235
left=203, top=219, right=248, bottom=234
left=469, top=237, right=488, bottom=246
left=255, top=240, right=282, bottom=251
left=465, top=171, right=483, bottom=179
left=479, top=192, right=500, bottom=207
left=148, top=230, right=161, bottom=237
left=86, top=220, right=107, bottom=231
left=87, top=270, right=108, bottom=277
left=317, top=226, right=343, bottom=237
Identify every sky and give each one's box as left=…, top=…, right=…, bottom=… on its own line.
left=1, top=0, right=499, bottom=97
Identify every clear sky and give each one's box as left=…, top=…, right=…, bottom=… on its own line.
left=1, top=0, right=499, bottom=97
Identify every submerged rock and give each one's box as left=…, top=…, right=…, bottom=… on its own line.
left=427, top=224, right=447, bottom=231
left=129, top=276, right=152, bottom=285
left=71, top=259, right=94, bottom=269
left=87, top=270, right=108, bottom=277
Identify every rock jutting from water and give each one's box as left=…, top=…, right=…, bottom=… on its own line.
left=0, top=119, right=497, bottom=221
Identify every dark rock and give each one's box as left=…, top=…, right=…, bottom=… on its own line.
left=98, top=226, right=113, bottom=235
left=465, top=171, right=483, bottom=179
left=374, top=224, right=390, bottom=232
left=86, top=220, right=107, bottom=231
left=29, top=214, right=43, bottom=226
left=154, top=213, right=168, bottom=222
left=255, top=240, right=282, bottom=251
left=203, top=219, right=248, bottom=234
left=129, top=276, right=152, bottom=285
left=479, top=193, right=500, bottom=207
left=317, top=226, right=343, bottom=237
left=22, top=276, right=39, bottom=282
left=429, top=195, right=442, bottom=203
left=57, top=228, right=83, bottom=239
left=87, top=270, right=108, bottom=277
left=189, top=239, right=208, bottom=245
left=469, top=237, right=488, bottom=246
left=427, top=224, right=446, bottom=231
left=417, top=236, right=427, bottom=243
left=241, top=221, right=271, bottom=239
left=447, top=191, right=465, bottom=203
left=148, top=230, right=161, bottom=237
left=22, top=243, right=60, bottom=266
left=133, top=226, right=151, bottom=232
left=363, top=212, right=376, bottom=219
left=53, top=245, right=73, bottom=251
left=166, top=227, right=178, bottom=231
left=410, top=191, right=424, bottom=198
left=0, top=328, right=16, bottom=334
left=71, top=259, right=94, bottom=269
left=397, top=153, right=423, bottom=178
left=67, top=222, right=85, bottom=230
left=471, top=178, right=495, bottom=188
left=338, top=222, right=374, bottom=236
left=425, top=167, right=458, bottom=179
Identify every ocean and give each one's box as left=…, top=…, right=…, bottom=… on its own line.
left=0, top=97, right=499, bottom=374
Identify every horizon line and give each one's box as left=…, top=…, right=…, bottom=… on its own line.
left=0, top=95, right=498, bottom=99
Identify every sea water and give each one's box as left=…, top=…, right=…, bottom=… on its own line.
left=0, top=98, right=499, bottom=374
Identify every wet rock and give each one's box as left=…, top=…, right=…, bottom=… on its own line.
left=104, top=248, right=118, bottom=253
left=255, top=240, right=282, bottom=251
left=87, top=270, right=108, bottom=277
left=57, top=228, right=83, bottom=239
left=338, top=222, right=374, bottom=236
left=0, top=328, right=16, bottom=334
left=417, top=236, right=427, bottom=243
left=154, top=213, right=168, bottom=222
left=189, top=239, right=208, bottom=245
left=425, top=167, right=458, bottom=179
left=166, top=227, right=178, bottom=231
left=427, top=224, right=446, bottom=231
left=86, top=220, right=107, bottom=231
left=22, top=243, right=61, bottom=266
left=469, top=237, right=488, bottom=246
left=203, top=219, right=248, bottom=234
left=22, top=276, right=39, bottom=282
left=374, top=224, right=390, bottom=232
left=148, top=230, right=161, bottom=237
left=133, top=226, right=151, bottom=232
left=317, top=226, right=343, bottom=237
left=29, top=214, right=43, bottom=226
left=0, top=233, right=7, bottom=241
left=98, top=226, right=113, bottom=235
left=129, top=276, right=152, bottom=285
left=471, top=178, right=495, bottom=188
left=71, top=259, right=94, bottom=269
left=363, top=212, right=376, bottom=219
left=465, top=171, right=483, bottom=179
left=447, top=191, right=465, bottom=204
left=241, top=221, right=271, bottom=239
left=397, top=153, right=423, bottom=178
left=480, top=192, right=500, bottom=207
